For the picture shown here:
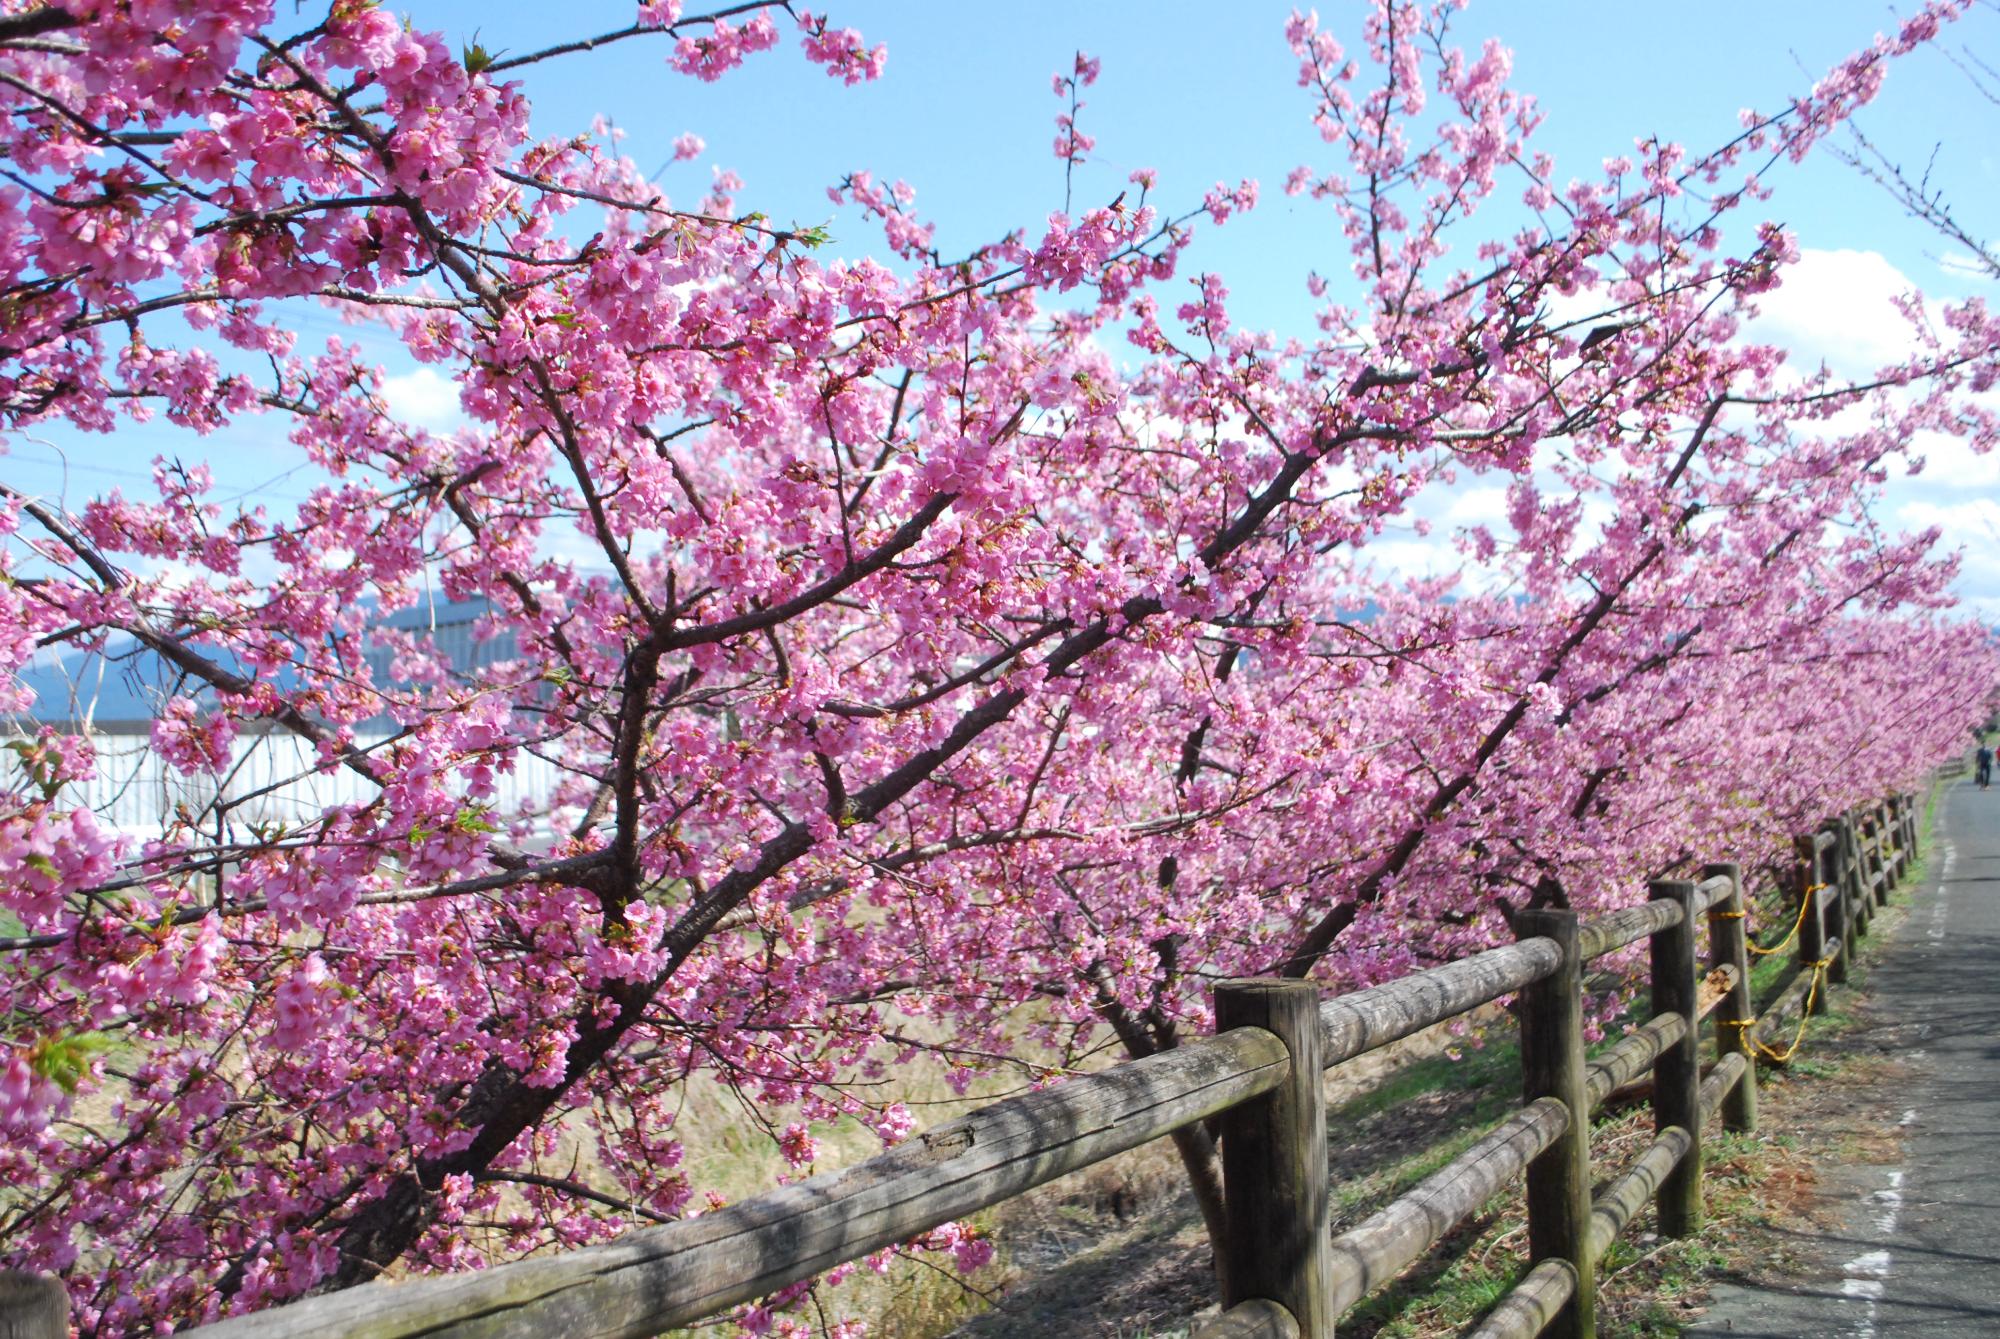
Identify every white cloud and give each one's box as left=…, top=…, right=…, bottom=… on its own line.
left=1440, top=485, right=1509, bottom=527
left=1895, top=496, right=2000, bottom=619
left=379, top=367, right=466, bottom=431
left=1353, top=535, right=1457, bottom=582
left=1542, top=284, right=1620, bottom=332
left=1898, top=496, right=2000, bottom=541
left=1746, top=248, right=1929, bottom=380
left=1901, top=428, right=2000, bottom=492
left=1937, top=250, right=1996, bottom=282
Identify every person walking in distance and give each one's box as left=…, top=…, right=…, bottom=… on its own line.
left=1978, top=738, right=1994, bottom=790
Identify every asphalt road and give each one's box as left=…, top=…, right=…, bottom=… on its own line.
left=1687, top=776, right=2000, bottom=1337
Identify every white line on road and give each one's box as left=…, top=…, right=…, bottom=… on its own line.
left=1930, top=842, right=1954, bottom=939
left=1840, top=1170, right=1907, bottom=1335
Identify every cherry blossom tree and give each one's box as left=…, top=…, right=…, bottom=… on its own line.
left=0, top=1, right=1994, bottom=1333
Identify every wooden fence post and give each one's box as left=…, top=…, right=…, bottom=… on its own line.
left=1879, top=801, right=1898, bottom=896
left=1796, top=834, right=1829, bottom=1014
left=1703, top=861, right=1757, bottom=1133
left=1848, top=811, right=1864, bottom=939
left=1866, top=809, right=1885, bottom=906
left=1824, top=822, right=1853, bottom=984
left=1843, top=813, right=1864, bottom=920
left=0, top=1272, right=68, bottom=1339
left=1857, top=812, right=1880, bottom=913
left=1857, top=810, right=1882, bottom=911
left=1649, top=880, right=1703, bottom=1236
left=1850, top=820, right=1867, bottom=941
left=1879, top=800, right=1896, bottom=888
left=1515, top=909, right=1594, bottom=1339
left=1875, top=803, right=1895, bottom=893
left=1214, top=979, right=1333, bottom=1338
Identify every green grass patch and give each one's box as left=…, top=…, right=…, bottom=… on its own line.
left=1330, top=1026, right=1522, bottom=1128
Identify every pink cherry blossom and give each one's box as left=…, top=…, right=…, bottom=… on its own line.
left=0, top=4, right=1991, bottom=1335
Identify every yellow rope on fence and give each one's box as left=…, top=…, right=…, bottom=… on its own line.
left=1719, top=955, right=1833, bottom=1064
left=1740, top=883, right=1824, bottom=957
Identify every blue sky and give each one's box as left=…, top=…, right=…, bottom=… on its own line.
left=7, top=2, right=1998, bottom=608
left=395, top=1, right=2000, bottom=335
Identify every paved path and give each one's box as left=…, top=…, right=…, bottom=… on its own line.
left=1689, top=777, right=2000, bottom=1337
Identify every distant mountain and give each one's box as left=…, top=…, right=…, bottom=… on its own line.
left=12, top=596, right=509, bottom=731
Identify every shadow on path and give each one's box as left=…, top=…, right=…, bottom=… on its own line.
left=1688, top=780, right=2000, bottom=1337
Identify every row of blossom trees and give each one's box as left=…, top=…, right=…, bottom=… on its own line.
left=1, top=1, right=1995, bottom=1333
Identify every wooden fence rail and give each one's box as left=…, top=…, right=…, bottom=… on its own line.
left=4, top=792, right=1928, bottom=1339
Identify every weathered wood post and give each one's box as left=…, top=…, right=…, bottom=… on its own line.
left=1844, top=812, right=1866, bottom=918
left=1824, top=821, right=1853, bottom=983
left=1703, top=861, right=1757, bottom=1133
left=0, top=1272, right=68, bottom=1339
left=1880, top=807, right=1896, bottom=891
left=1880, top=800, right=1899, bottom=895
left=1866, top=808, right=1886, bottom=906
left=1796, top=833, right=1830, bottom=1014
left=1858, top=809, right=1884, bottom=910
left=1515, top=909, right=1595, bottom=1339
left=1875, top=802, right=1896, bottom=892
left=1214, top=979, right=1333, bottom=1338
left=1649, top=880, right=1703, bottom=1236
left=1847, top=814, right=1872, bottom=938
left=1860, top=811, right=1881, bottom=911
left=1878, top=800, right=1895, bottom=888
left=1848, top=811, right=1864, bottom=939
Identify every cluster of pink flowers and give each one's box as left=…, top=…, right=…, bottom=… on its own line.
left=1, top=1047, right=65, bottom=1140
left=150, top=697, right=236, bottom=775
left=828, top=170, right=935, bottom=259
left=1025, top=200, right=1160, bottom=292
left=0, top=3, right=1993, bottom=1335
left=798, top=10, right=887, bottom=85
left=672, top=11, right=781, bottom=81
left=0, top=802, right=118, bottom=930
left=1051, top=51, right=1101, bottom=164
left=268, top=953, right=341, bottom=1052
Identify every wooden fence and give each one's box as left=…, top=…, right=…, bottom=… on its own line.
left=6, top=794, right=1923, bottom=1339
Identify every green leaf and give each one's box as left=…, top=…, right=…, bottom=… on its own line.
left=454, top=805, right=501, bottom=836
left=29, top=1031, right=114, bottom=1094
left=461, top=32, right=507, bottom=75
left=6, top=739, right=65, bottom=800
